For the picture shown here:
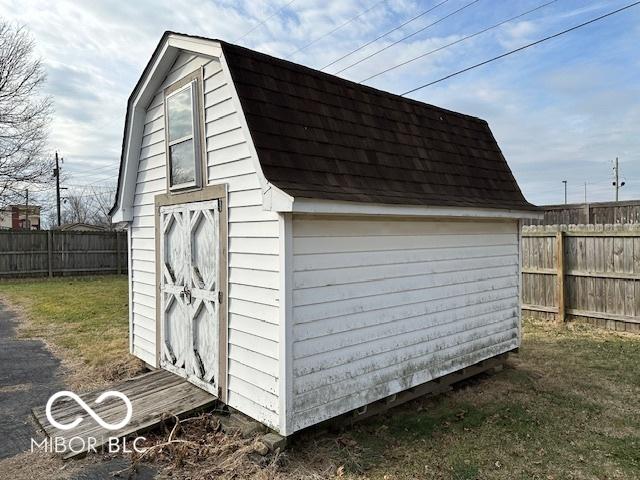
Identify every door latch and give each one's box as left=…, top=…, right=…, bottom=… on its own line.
left=180, top=285, right=193, bottom=304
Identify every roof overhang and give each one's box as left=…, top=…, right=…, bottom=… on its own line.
left=269, top=197, right=543, bottom=220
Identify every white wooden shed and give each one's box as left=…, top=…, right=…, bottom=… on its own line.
left=111, top=32, right=540, bottom=436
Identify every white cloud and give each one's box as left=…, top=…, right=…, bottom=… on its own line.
left=0, top=0, right=638, bottom=206
left=498, top=20, right=537, bottom=49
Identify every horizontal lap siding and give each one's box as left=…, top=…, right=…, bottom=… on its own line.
left=290, top=217, right=520, bottom=431
left=130, top=53, right=213, bottom=364
left=130, top=53, right=279, bottom=429
left=204, top=60, right=279, bottom=429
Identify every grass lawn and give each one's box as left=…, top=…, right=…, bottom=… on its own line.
left=0, top=276, right=638, bottom=478
left=288, top=319, right=640, bottom=480
left=0, top=275, right=141, bottom=383
left=132, top=319, right=640, bottom=480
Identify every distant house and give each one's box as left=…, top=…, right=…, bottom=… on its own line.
left=59, top=222, right=107, bottom=232
left=0, top=208, right=10, bottom=230
left=0, top=205, right=41, bottom=230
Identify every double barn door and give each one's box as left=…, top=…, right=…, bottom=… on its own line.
left=159, top=199, right=221, bottom=396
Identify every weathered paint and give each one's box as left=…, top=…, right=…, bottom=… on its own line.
left=289, top=216, right=520, bottom=432
left=159, top=200, right=220, bottom=395
left=129, top=51, right=280, bottom=429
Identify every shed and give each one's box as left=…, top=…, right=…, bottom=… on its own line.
left=111, top=32, right=540, bottom=436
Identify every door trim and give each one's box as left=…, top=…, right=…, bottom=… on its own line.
left=154, top=184, right=228, bottom=402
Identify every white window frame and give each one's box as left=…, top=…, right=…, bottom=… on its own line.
left=164, top=72, right=203, bottom=192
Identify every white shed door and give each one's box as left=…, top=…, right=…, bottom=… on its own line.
left=159, top=199, right=220, bottom=396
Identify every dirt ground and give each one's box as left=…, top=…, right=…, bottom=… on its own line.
left=127, top=319, right=640, bottom=480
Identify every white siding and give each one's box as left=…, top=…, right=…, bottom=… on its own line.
left=130, top=52, right=280, bottom=429
left=290, top=216, right=520, bottom=431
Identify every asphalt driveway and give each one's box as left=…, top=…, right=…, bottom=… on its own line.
left=0, top=300, right=159, bottom=479
left=0, top=301, right=65, bottom=459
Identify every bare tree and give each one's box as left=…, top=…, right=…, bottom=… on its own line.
left=57, top=188, right=115, bottom=228
left=0, top=21, right=52, bottom=207
left=62, top=194, right=90, bottom=224
left=89, top=187, right=115, bottom=227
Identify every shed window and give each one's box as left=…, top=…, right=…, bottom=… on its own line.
left=165, top=80, right=201, bottom=190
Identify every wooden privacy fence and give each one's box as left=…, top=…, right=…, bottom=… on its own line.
left=523, top=200, right=640, bottom=226
left=522, top=224, right=640, bottom=332
left=0, top=230, right=127, bottom=278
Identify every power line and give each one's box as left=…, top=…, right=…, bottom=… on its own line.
left=63, top=161, right=118, bottom=177
left=72, top=167, right=116, bottom=179
left=402, top=0, right=640, bottom=95
left=320, top=0, right=451, bottom=71
left=67, top=163, right=119, bottom=182
left=360, top=0, right=558, bottom=83
left=65, top=160, right=118, bottom=185
left=70, top=173, right=118, bottom=189
left=60, top=157, right=120, bottom=169
left=65, top=184, right=116, bottom=190
left=234, top=0, right=297, bottom=43
left=74, top=171, right=117, bottom=183
left=67, top=176, right=116, bottom=189
left=333, top=0, right=482, bottom=75
left=290, top=0, right=387, bottom=57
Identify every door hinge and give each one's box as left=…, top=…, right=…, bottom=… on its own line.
left=218, top=291, right=223, bottom=303
left=217, top=201, right=222, bottom=212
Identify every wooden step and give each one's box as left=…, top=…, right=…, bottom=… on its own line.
left=32, top=369, right=218, bottom=459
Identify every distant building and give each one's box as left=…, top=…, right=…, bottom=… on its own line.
left=59, top=222, right=107, bottom=232
left=523, top=200, right=640, bottom=225
left=0, top=205, right=41, bottom=230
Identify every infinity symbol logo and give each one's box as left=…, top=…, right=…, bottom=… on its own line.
left=45, top=390, right=133, bottom=431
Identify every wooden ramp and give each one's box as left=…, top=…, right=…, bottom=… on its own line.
left=32, top=369, right=217, bottom=459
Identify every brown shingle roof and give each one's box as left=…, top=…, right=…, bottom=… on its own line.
left=220, top=41, right=537, bottom=211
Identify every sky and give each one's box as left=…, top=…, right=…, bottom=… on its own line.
left=1, top=0, right=638, bottom=208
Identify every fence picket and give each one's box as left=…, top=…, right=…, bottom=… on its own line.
left=0, top=230, right=128, bottom=278
left=522, top=224, right=640, bottom=332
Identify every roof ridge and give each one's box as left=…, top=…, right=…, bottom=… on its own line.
left=216, top=38, right=487, bottom=124
left=161, top=31, right=486, bottom=124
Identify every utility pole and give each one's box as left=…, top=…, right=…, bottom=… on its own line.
left=53, top=152, right=62, bottom=227
left=612, top=157, right=625, bottom=201
left=562, top=180, right=567, bottom=204
left=25, top=188, right=29, bottom=230
left=584, top=182, right=587, bottom=203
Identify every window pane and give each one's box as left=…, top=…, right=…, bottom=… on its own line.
left=170, top=139, right=196, bottom=186
left=167, top=87, right=193, bottom=142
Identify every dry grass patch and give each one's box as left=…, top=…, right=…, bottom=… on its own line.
left=2, top=276, right=637, bottom=479
left=129, top=319, right=640, bottom=480
left=313, top=319, right=640, bottom=480
left=0, top=276, right=143, bottom=388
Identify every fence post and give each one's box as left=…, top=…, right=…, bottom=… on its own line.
left=47, top=230, right=53, bottom=278
left=116, top=231, right=122, bottom=275
left=582, top=203, right=590, bottom=224
left=556, top=231, right=565, bottom=323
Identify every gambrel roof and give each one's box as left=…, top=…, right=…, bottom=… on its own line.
left=222, top=42, right=535, bottom=211
left=111, top=32, right=537, bottom=221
